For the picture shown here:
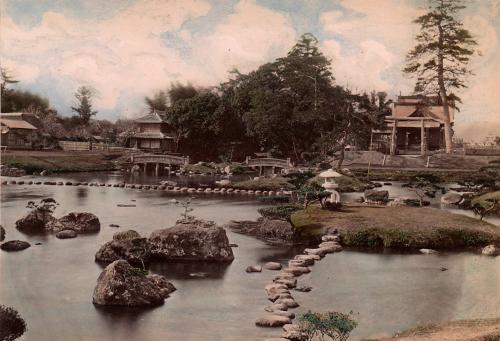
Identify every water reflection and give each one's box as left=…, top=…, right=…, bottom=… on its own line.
left=1, top=177, right=499, bottom=341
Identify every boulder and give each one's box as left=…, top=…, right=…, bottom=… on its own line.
left=318, top=241, right=343, bottom=252
left=304, top=248, right=327, bottom=257
left=264, top=262, right=282, bottom=270
left=1, top=240, right=31, bottom=252
left=282, top=324, right=306, bottom=341
left=420, top=248, right=438, bottom=254
left=272, top=310, right=295, bottom=319
left=15, top=208, right=58, bottom=232
left=0, top=305, right=27, bottom=341
left=321, top=235, right=340, bottom=242
left=95, top=231, right=150, bottom=267
left=364, top=189, right=389, bottom=203
left=56, top=230, right=77, bottom=239
left=482, top=244, right=499, bottom=256
left=92, top=260, right=175, bottom=306
left=148, top=220, right=234, bottom=262
left=0, top=225, right=5, bottom=241
left=51, top=212, right=101, bottom=233
left=441, top=192, right=463, bottom=205
left=256, top=315, right=292, bottom=327
left=246, top=265, right=262, bottom=273
left=275, top=298, right=299, bottom=308
left=283, top=266, right=310, bottom=276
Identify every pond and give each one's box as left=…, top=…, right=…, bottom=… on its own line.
left=1, top=174, right=499, bottom=340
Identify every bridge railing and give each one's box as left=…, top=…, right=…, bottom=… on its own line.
left=131, top=154, right=189, bottom=165
left=245, top=157, right=293, bottom=168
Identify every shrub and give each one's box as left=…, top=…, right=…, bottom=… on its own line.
left=0, top=305, right=27, bottom=341
left=113, top=230, right=141, bottom=240
left=258, top=205, right=301, bottom=221
left=298, top=310, right=357, bottom=341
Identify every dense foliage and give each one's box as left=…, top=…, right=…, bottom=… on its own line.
left=298, top=310, right=357, bottom=341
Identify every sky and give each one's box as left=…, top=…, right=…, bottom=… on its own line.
left=1, top=0, right=499, bottom=141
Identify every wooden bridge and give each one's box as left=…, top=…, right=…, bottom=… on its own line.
left=245, top=156, right=294, bottom=175
left=131, top=154, right=189, bottom=175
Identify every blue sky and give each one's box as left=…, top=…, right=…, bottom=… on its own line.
left=1, top=0, right=499, bottom=141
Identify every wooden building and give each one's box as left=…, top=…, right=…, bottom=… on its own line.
left=372, top=95, right=454, bottom=155
left=126, top=110, right=175, bottom=152
left=0, top=113, right=41, bottom=149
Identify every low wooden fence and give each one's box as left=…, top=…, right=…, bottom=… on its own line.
left=58, top=141, right=130, bottom=152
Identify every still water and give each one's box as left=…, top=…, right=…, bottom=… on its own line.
left=1, top=174, right=499, bottom=341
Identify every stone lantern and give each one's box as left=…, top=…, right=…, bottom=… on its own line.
left=318, top=169, right=342, bottom=203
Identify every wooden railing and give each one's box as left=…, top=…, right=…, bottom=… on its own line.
left=245, top=156, right=293, bottom=169
left=131, top=154, right=189, bottom=165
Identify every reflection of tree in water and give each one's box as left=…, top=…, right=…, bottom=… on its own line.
left=75, top=187, right=88, bottom=205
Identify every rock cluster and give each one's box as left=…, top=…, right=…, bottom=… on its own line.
left=92, top=260, right=175, bottom=306
left=16, top=206, right=101, bottom=236
left=148, top=220, right=234, bottom=262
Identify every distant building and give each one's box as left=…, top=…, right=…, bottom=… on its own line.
left=126, top=110, right=175, bottom=152
left=0, top=113, right=41, bottom=149
left=372, top=95, right=454, bottom=155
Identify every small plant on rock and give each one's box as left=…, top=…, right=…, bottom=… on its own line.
left=298, top=310, right=357, bottom=341
left=26, top=198, right=59, bottom=213
left=177, top=199, right=196, bottom=223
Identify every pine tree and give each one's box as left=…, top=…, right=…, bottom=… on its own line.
left=404, top=0, right=477, bottom=153
left=71, top=86, right=98, bottom=125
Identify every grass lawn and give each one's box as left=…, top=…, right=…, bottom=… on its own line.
left=291, top=205, right=500, bottom=249
left=366, top=318, right=500, bottom=341
left=1, top=150, right=120, bottom=173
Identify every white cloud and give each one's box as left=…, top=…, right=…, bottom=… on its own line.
left=1, top=0, right=212, bottom=115
left=191, top=0, right=296, bottom=80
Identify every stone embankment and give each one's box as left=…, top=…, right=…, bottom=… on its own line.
left=0, top=180, right=293, bottom=197
left=253, top=234, right=344, bottom=341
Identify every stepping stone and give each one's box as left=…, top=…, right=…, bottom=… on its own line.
left=264, top=262, right=282, bottom=270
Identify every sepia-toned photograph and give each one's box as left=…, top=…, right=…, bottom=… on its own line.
left=1, top=1, right=499, bottom=340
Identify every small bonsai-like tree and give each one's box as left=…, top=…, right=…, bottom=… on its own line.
left=298, top=310, right=357, bottom=341
left=177, top=199, right=195, bottom=223
left=296, top=183, right=330, bottom=209
left=26, top=198, right=59, bottom=215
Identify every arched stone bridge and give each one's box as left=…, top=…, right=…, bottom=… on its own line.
left=131, top=154, right=189, bottom=175
left=244, top=156, right=294, bottom=175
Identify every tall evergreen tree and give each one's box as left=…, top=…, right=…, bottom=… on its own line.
left=71, top=86, right=98, bottom=125
left=404, top=0, right=477, bottom=153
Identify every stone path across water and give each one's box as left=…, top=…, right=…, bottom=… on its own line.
left=0, top=180, right=293, bottom=197
left=256, top=234, right=344, bottom=341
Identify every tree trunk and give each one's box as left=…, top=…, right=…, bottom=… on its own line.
left=437, top=20, right=453, bottom=154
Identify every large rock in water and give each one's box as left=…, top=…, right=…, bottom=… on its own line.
left=92, top=260, right=175, bottom=306
left=364, top=189, right=389, bottom=203
left=0, top=225, right=5, bottom=241
left=50, top=212, right=101, bottom=233
left=148, top=220, right=234, bottom=262
left=95, top=230, right=151, bottom=267
left=15, top=209, right=59, bottom=232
